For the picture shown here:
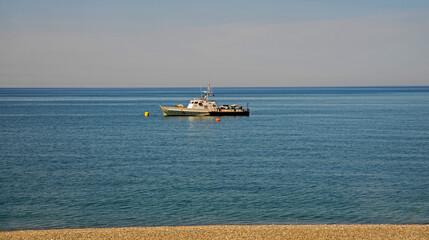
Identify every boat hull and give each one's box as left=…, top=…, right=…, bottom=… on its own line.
left=160, top=106, right=249, bottom=117
left=209, top=110, right=250, bottom=116
left=160, top=106, right=210, bottom=116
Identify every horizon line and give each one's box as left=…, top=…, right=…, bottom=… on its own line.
left=1, top=85, right=429, bottom=89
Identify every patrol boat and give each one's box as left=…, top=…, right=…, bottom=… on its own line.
left=160, top=85, right=249, bottom=117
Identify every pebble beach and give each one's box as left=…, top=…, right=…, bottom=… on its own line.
left=2, top=225, right=428, bottom=240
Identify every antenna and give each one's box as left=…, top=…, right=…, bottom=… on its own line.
left=206, top=83, right=211, bottom=101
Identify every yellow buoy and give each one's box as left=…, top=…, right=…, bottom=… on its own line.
left=145, top=112, right=149, bottom=117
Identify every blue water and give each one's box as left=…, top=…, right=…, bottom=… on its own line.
left=1, top=87, right=429, bottom=230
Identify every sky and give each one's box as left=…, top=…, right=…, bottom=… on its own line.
left=1, top=0, right=429, bottom=87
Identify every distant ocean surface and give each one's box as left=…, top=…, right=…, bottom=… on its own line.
left=1, top=87, right=429, bottom=230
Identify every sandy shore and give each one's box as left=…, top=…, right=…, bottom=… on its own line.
left=1, top=225, right=428, bottom=240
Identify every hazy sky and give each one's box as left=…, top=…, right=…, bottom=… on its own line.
left=1, top=0, right=428, bottom=87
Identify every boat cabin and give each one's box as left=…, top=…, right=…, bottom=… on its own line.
left=187, top=98, right=218, bottom=111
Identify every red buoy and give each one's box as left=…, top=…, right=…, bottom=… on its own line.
left=216, top=118, right=221, bottom=122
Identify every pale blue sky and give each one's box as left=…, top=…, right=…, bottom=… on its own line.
left=1, top=0, right=428, bottom=87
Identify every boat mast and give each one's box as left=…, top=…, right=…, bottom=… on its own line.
left=202, top=83, right=212, bottom=101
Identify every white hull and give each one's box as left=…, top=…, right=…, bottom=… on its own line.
left=160, top=106, right=209, bottom=116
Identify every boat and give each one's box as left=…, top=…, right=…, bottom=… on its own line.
left=160, top=85, right=250, bottom=117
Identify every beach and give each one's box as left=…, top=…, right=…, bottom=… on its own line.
left=1, top=225, right=428, bottom=240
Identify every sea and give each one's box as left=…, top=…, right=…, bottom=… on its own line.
left=1, top=87, right=428, bottom=230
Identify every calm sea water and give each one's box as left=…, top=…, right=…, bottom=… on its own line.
left=1, top=87, right=429, bottom=230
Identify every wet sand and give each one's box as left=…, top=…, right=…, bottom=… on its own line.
left=1, top=225, right=428, bottom=240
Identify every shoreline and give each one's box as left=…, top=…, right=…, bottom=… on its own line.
left=2, top=225, right=428, bottom=240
